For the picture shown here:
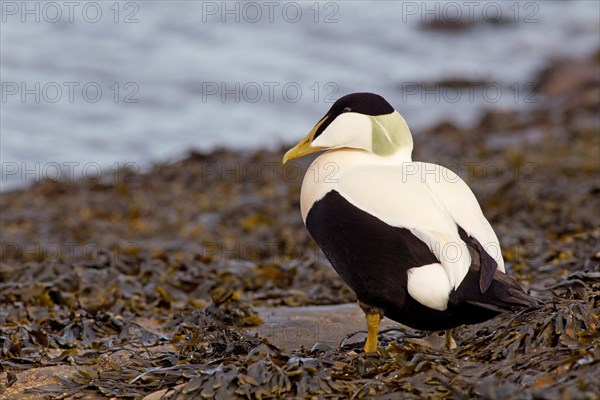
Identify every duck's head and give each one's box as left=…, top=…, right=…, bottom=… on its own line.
left=283, top=92, right=413, bottom=164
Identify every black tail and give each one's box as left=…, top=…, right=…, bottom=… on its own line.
left=455, top=226, right=537, bottom=312
left=468, top=271, right=537, bottom=313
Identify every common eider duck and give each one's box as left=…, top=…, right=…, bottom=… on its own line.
left=283, top=92, right=534, bottom=352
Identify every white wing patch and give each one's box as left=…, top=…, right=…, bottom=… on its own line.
left=407, top=263, right=451, bottom=311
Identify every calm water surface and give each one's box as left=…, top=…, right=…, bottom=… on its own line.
left=1, top=1, right=598, bottom=189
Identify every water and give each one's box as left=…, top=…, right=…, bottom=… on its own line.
left=1, top=1, right=598, bottom=190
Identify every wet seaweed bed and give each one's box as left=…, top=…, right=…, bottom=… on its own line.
left=1, top=54, right=599, bottom=399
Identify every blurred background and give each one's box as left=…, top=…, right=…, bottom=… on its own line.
left=1, top=0, right=599, bottom=190
left=1, top=3, right=599, bottom=396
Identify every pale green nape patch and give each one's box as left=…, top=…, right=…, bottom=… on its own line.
left=370, top=112, right=414, bottom=156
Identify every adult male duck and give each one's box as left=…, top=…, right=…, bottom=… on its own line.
left=283, top=92, right=534, bottom=352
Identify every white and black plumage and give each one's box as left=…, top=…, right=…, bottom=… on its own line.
left=283, top=92, right=534, bottom=352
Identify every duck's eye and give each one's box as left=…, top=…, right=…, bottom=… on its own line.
left=343, top=107, right=352, bottom=113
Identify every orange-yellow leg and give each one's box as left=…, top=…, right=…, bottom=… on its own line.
left=445, top=329, right=457, bottom=350
left=364, top=313, right=381, bottom=353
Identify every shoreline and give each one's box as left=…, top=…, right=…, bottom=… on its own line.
left=3, top=49, right=598, bottom=196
